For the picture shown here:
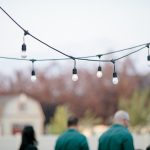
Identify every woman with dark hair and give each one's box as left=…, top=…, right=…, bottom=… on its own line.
left=146, top=145, right=150, bottom=150
left=19, top=125, right=38, bottom=150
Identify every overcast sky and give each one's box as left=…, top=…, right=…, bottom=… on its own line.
left=0, top=0, right=150, bottom=75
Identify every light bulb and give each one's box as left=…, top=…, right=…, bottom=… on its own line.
left=97, top=66, right=102, bottom=78
left=21, top=43, right=27, bottom=58
left=21, top=50, right=27, bottom=58
left=147, top=55, right=150, bottom=67
left=72, top=68, right=78, bottom=81
left=31, top=70, right=36, bottom=82
left=113, top=77, right=118, bottom=85
left=72, top=74, right=78, bottom=81
left=31, top=75, right=36, bottom=82
left=112, top=72, right=118, bottom=85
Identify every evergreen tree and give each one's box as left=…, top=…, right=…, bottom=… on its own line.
left=49, top=105, right=69, bottom=134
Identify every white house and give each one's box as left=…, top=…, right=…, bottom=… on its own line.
left=0, top=94, right=45, bottom=135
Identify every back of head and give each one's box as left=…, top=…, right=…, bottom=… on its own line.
left=22, top=125, right=35, bottom=142
left=114, top=110, right=129, bottom=126
left=19, top=125, right=37, bottom=150
left=67, top=116, right=78, bottom=127
left=146, top=145, right=150, bottom=150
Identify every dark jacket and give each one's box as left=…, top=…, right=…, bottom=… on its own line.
left=25, top=144, right=37, bottom=150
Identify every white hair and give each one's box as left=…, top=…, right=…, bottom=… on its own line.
left=114, top=110, right=129, bottom=122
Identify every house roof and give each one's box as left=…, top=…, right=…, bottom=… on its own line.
left=0, top=94, right=45, bottom=120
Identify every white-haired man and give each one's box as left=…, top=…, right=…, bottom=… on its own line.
left=98, top=110, right=134, bottom=150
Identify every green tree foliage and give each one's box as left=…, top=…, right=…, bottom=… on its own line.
left=80, top=110, right=102, bottom=127
left=49, top=105, right=69, bottom=134
left=119, top=89, right=150, bottom=127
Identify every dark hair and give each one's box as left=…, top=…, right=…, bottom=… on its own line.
left=146, top=145, right=150, bottom=150
left=67, top=116, right=78, bottom=127
left=19, top=125, right=37, bottom=150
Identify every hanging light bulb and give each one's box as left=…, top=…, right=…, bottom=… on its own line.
left=111, top=59, right=119, bottom=85
left=30, top=59, right=37, bottom=82
left=96, top=55, right=103, bottom=78
left=146, top=44, right=150, bottom=67
left=21, top=43, right=27, bottom=58
left=147, top=55, right=150, bottom=67
left=97, top=66, right=102, bottom=78
left=72, top=68, right=78, bottom=81
left=72, top=59, right=78, bottom=81
left=31, top=70, right=36, bottom=82
left=112, top=72, right=118, bottom=85
left=21, top=31, right=28, bottom=58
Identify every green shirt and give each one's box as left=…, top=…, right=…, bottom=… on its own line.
left=98, top=124, right=134, bottom=150
left=55, top=128, right=89, bottom=150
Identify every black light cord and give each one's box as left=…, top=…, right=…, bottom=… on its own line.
left=0, top=6, right=149, bottom=64
left=0, top=56, right=29, bottom=61
left=98, top=43, right=147, bottom=56
left=73, top=43, right=148, bottom=59
left=114, top=46, right=146, bottom=61
left=0, top=6, right=75, bottom=60
left=0, top=6, right=26, bottom=31
left=0, top=46, right=147, bottom=63
left=28, top=33, right=75, bottom=60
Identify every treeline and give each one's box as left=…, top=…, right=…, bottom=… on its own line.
left=0, top=59, right=149, bottom=125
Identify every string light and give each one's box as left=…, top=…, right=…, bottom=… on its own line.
left=112, top=72, right=118, bottom=85
left=72, top=59, right=78, bottom=82
left=96, top=55, right=103, bottom=78
left=111, top=60, right=119, bottom=85
left=31, top=70, right=36, bottom=82
left=97, top=66, right=102, bottom=78
left=0, top=7, right=149, bottom=84
left=21, top=31, right=28, bottom=58
left=148, top=56, right=150, bottom=67
left=146, top=44, right=150, bottom=67
left=31, top=60, right=37, bottom=82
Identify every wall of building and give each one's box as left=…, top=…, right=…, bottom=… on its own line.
left=0, top=94, right=44, bottom=135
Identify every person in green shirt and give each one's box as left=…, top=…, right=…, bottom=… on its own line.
left=98, top=110, right=134, bottom=150
left=55, top=116, right=89, bottom=150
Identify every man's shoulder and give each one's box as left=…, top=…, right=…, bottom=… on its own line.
left=76, top=131, right=87, bottom=139
left=99, top=124, right=132, bottom=139
left=68, top=129, right=86, bottom=138
left=57, top=129, right=87, bottom=140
